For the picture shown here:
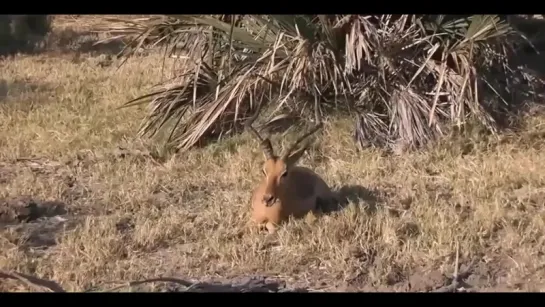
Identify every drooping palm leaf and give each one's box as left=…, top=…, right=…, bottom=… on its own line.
left=98, top=15, right=542, bottom=152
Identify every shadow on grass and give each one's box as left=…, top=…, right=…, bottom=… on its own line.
left=318, top=184, right=382, bottom=215
left=0, top=78, right=53, bottom=104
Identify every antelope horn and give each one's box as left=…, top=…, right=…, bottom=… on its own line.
left=245, top=104, right=275, bottom=159
left=281, top=97, right=323, bottom=161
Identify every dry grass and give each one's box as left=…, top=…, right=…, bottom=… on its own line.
left=1, top=16, right=545, bottom=292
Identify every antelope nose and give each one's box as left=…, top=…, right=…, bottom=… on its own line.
left=263, top=194, right=275, bottom=206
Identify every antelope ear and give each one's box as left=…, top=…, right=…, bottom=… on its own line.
left=284, top=144, right=308, bottom=167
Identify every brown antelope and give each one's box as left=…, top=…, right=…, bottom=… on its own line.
left=246, top=104, right=336, bottom=234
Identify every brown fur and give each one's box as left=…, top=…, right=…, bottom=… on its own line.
left=246, top=102, right=334, bottom=233
left=251, top=158, right=335, bottom=233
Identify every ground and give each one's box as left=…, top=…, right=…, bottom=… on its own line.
left=1, top=15, right=545, bottom=292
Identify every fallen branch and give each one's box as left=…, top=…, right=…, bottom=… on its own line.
left=98, top=276, right=294, bottom=292
left=0, top=271, right=303, bottom=293
left=98, top=277, right=195, bottom=292
left=0, top=270, right=66, bottom=292
left=432, top=241, right=474, bottom=293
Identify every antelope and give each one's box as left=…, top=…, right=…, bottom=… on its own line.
left=246, top=103, right=336, bottom=234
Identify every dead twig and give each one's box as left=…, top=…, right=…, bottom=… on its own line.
left=0, top=269, right=302, bottom=293
left=98, top=277, right=195, bottom=292
left=95, top=276, right=294, bottom=292
left=0, top=270, right=66, bottom=292
left=432, top=241, right=465, bottom=293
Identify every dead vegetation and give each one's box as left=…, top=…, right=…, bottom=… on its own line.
left=1, top=15, right=545, bottom=292
left=94, top=15, right=545, bottom=154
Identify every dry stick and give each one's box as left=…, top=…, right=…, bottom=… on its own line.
left=0, top=270, right=66, bottom=292
left=432, top=240, right=460, bottom=293
left=453, top=240, right=460, bottom=290
left=99, top=277, right=196, bottom=292
left=100, top=276, right=277, bottom=293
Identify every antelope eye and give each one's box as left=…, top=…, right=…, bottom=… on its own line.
left=262, top=169, right=266, bottom=175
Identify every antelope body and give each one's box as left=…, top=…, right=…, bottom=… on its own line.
left=246, top=104, right=336, bottom=233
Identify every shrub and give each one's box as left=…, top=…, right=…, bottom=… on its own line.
left=0, top=15, right=52, bottom=55
left=102, top=15, right=543, bottom=152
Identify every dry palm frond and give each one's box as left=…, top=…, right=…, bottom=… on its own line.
left=99, top=15, right=543, bottom=152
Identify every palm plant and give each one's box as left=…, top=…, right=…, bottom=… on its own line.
left=99, top=15, right=540, bottom=152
